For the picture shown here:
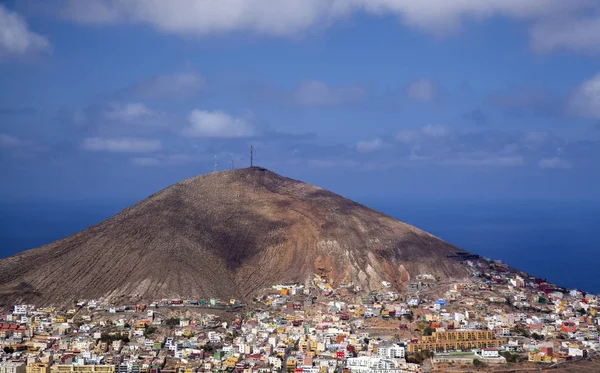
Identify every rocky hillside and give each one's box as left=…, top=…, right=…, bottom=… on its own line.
left=0, top=167, right=473, bottom=307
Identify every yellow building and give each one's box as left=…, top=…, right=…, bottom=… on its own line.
left=27, top=363, right=50, bottom=373
left=528, top=352, right=555, bottom=363
left=423, top=314, right=442, bottom=322
left=316, top=342, right=326, bottom=353
left=299, top=339, right=309, bottom=353
left=407, top=330, right=507, bottom=353
left=286, top=358, right=297, bottom=370
left=223, top=356, right=240, bottom=369
left=50, top=366, right=115, bottom=373
left=136, top=320, right=150, bottom=329
left=309, top=339, right=318, bottom=352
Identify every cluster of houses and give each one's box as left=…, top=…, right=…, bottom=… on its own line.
left=1, top=258, right=599, bottom=372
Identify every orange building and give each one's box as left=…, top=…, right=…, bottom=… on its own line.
left=561, top=322, right=577, bottom=333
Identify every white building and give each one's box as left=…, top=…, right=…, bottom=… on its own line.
left=268, top=336, right=278, bottom=348
left=13, top=305, right=30, bottom=315
left=480, top=348, right=499, bottom=358
left=208, top=331, right=222, bottom=344
left=376, top=342, right=405, bottom=360
left=302, top=368, right=319, bottom=373
left=568, top=346, right=584, bottom=357
left=238, top=343, right=251, bottom=354
left=268, top=357, right=281, bottom=369
left=346, top=357, right=402, bottom=373
left=0, top=363, right=26, bottom=373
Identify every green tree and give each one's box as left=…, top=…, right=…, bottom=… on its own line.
left=531, top=332, right=544, bottom=341
left=99, top=333, right=122, bottom=343
left=423, top=326, right=433, bottom=336
left=501, top=351, right=519, bottom=363
left=3, top=346, right=15, bottom=354
left=514, top=325, right=530, bottom=338
left=144, top=326, right=157, bottom=337
left=165, top=318, right=180, bottom=327
left=473, top=359, right=487, bottom=369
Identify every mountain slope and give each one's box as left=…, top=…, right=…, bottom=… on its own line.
left=0, top=167, right=472, bottom=307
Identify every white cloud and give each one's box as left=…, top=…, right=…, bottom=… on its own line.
left=55, top=0, right=338, bottom=37
left=531, top=16, right=600, bottom=53
left=389, top=128, right=571, bottom=168
left=489, top=87, right=557, bottom=117
left=567, top=73, right=600, bottom=119
left=104, top=103, right=157, bottom=122
left=409, top=145, right=431, bottom=161
left=101, top=103, right=169, bottom=131
left=405, top=79, right=438, bottom=102
left=130, top=72, right=205, bottom=99
left=394, top=125, right=448, bottom=143
left=394, top=129, right=418, bottom=143
left=539, top=156, right=572, bottom=169
left=0, top=4, right=50, bottom=58
left=522, top=131, right=549, bottom=144
left=521, top=131, right=552, bottom=149
left=183, top=110, right=255, bottom=138
left=291, top=80, right=365, bottom=106
left=0, top=133, right=22, bottom=147
left=51, top=0, right=596, bottom=48
left=422, top=124, right=449, bottom=137
left=442, top=156, right=525, bottom=167
left=352, top=0, right=591, bottom=35
left=356, top=138, right=384, bottom=152
left=81, top=137, right=162, bottom=152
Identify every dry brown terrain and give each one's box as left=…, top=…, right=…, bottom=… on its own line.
left=0, top=167, right=472, bottom=308
left=431, top=355, right=600, bottom=372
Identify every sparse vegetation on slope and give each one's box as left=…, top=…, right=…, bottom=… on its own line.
left=0, top=167, right=471, bottom=308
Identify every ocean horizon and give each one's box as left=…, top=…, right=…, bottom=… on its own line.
left=1, top=198, right=598, bottom=294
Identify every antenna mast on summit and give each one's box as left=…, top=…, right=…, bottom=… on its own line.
left=250, top=145, right=253, bottom=167
left=213, top=155, right=217, bottom=172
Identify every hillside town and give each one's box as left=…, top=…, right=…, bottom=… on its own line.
left=1, top=257, right=599, bottom=373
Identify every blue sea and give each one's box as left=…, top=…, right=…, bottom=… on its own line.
left=1, top=199, right=598, bottom=293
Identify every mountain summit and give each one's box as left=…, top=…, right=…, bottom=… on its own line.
left=0, top=167, right=473, bottom=307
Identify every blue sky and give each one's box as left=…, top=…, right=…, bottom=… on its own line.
left=2, top=0, right=600, bottom=203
